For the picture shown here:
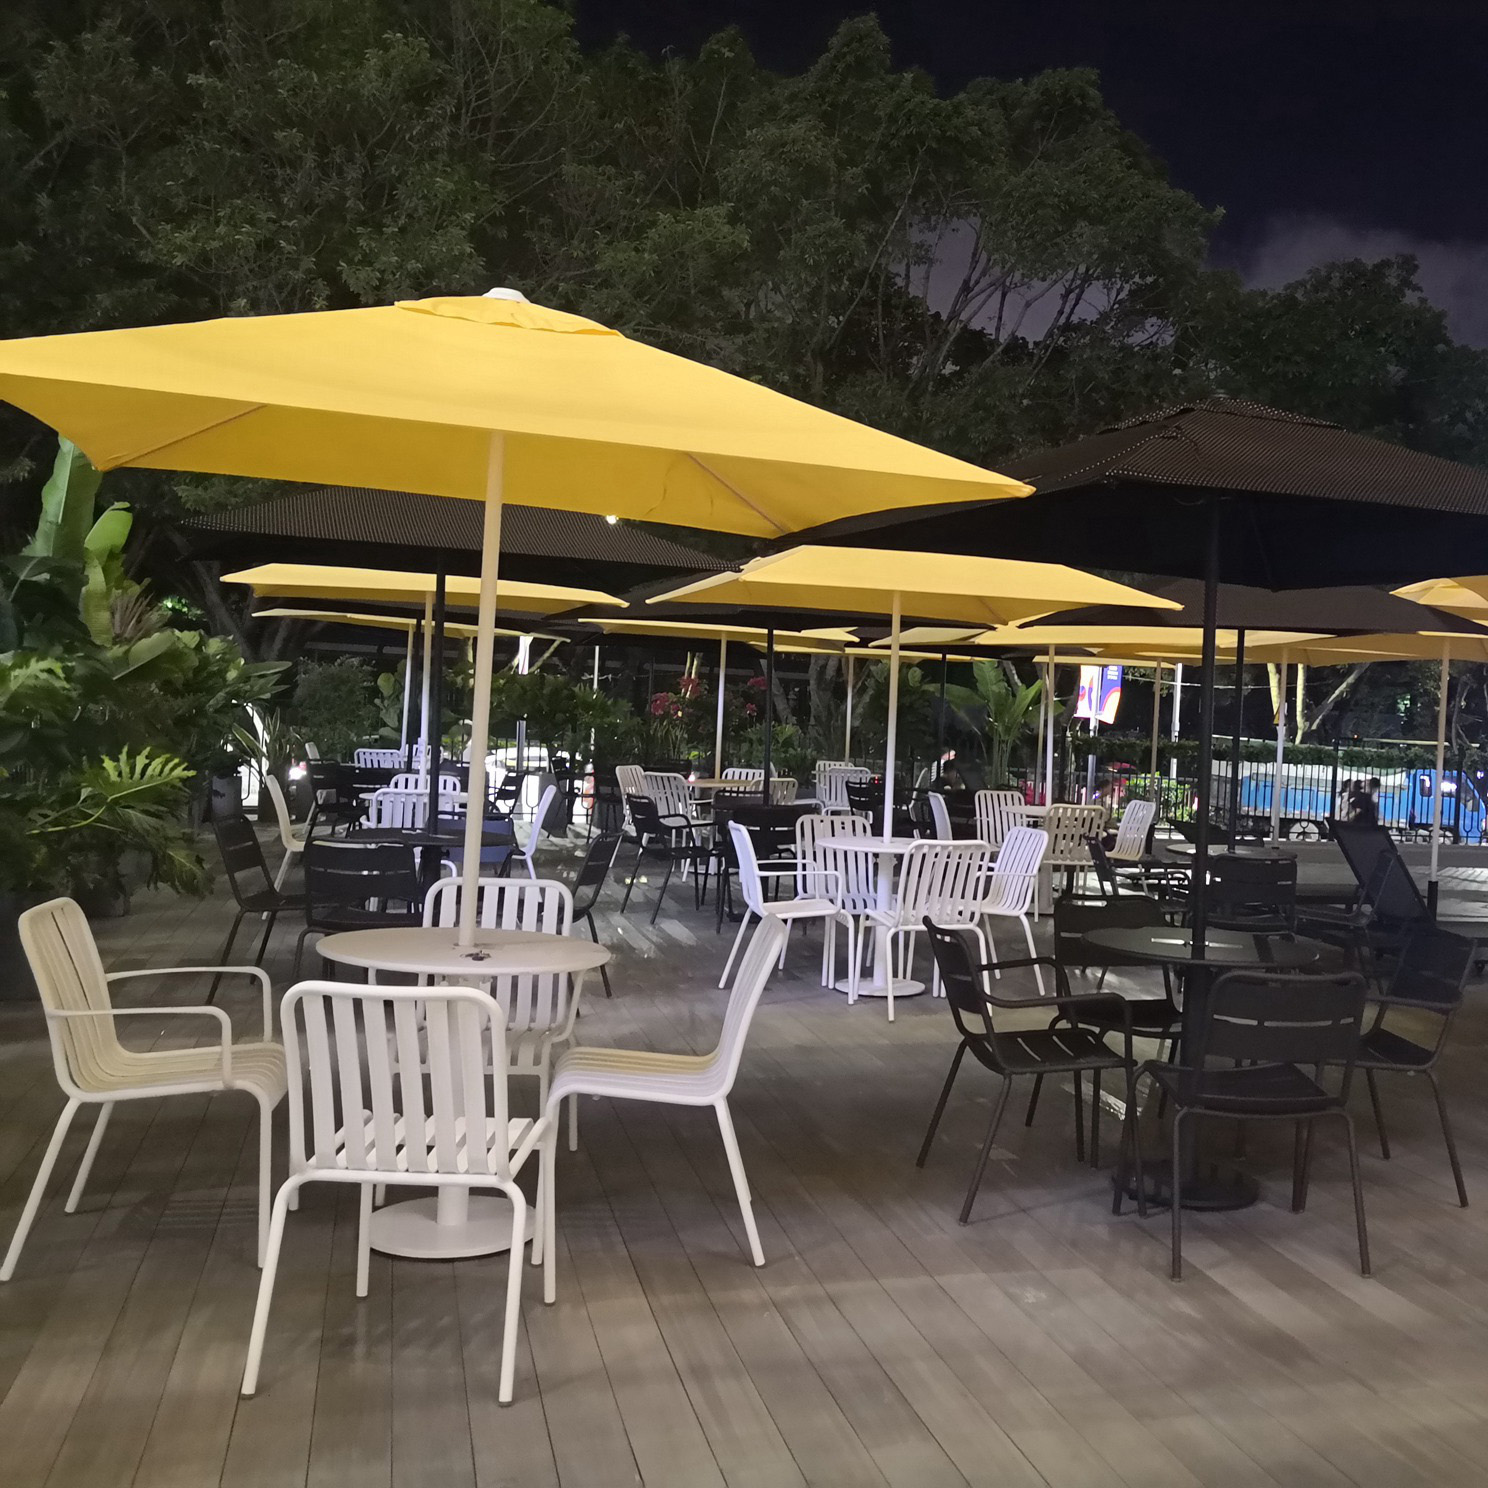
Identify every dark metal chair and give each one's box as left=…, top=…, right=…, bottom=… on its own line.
left=488, top=768, right=528, bottom=820
left=919, top=920, right=1142, bottom=1224
left=1206, top=853, right=1297, bottom=932
left=1342, top=926, right=1477, bottom=1207
left=571, top=832, right=621, bottom=996
left=1117, top=968, right=1371, bottom=1279
left=620, top=794, right=710, bottom=925
left=304, top=761, right=364, bottom=837
left=293, top=840, right=423, bottom=978
left=211, top=815, right=302, bottom=997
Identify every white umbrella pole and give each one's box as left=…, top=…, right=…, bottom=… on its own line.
left=399, top=619, right=415, bottom=758
left=882, top=593, right=902, bottom=836
left=1044, top=647, right=1056, bottom=804
left=1034, top=663, right=1046, bottom=800
left=1431, top=647, right=1449, bottom=889
left=1270, top=654, right=1288, bottom=844
left=844, top=651, right=855, bottom=760
left=459, top=433, right=506, bottom=948
left=417, top=593, right=434, bottom=776
left=1148, top=664, right=1162, bottom=800
left=714, top=637, right=728, bottom=778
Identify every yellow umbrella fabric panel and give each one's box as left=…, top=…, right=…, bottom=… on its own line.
left=0, top=295, right=1030, bottom=538
left=226, top=563, right=623, bottom=616
left=249, top=608, right=554, bottom=641
left=653, top=546, right=1180, bottom=628
left=1393, top=577, right=1488, bottom=622
left=578, top=617, right=856, bottom=647
left=1246, top=631, right=1488, bottom=664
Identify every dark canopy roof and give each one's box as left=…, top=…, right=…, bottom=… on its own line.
left=798, top=399, right=1488, bottom=589
left=1053, top=576, right=1486, bottom=636
left=182, top=486, right=727, bottom=587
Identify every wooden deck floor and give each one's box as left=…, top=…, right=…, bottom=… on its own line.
left=4, top=840, right=1488, bottom=1486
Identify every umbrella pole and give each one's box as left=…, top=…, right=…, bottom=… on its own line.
left=418, top=593, right=434, bottom=776
left=400, top=617, right=416, bottom=765
left=936, top=649, right=948, bottom=780
left=459, top=434, right=506, bottom=948
left=761, top=627, right=774, bottom=803
left=1191, top=500, right=1221, bottom=952
left=1044, top=647, right=1056, bottom=805
left=1270, top=655, right=1288, bottom=844
left=427, top=569, right=447, bottom=844
left=1228, top=627, right=1245, bottom=848
left=883, top=594, right=902, bottom=836
left=1149, top=664, right=1162, bottom=803
left=714, top=637, right=728, bottom=778
left=1430, top=646, right=1449, bottom=911
left=1034, top=662, right=1046, bottom=801
left=844, top=652, right=855, bottom=761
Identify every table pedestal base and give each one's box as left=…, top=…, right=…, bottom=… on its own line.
left=368, top=1195, right=520, bottom=1259
left=832, top=976, right=926, bottom=1000
left=1120, top=1160, right=1260, bottom=1213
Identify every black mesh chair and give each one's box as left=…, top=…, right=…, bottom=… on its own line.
left=1117, top=968, right=1371, bottom=1279
left=1206, top=854, right=1297, bottom=933
left=620, top=794, right=710, bottom=925
left=294, top=839, right=423, bottom=978
left=211, top=815, right=302, bottom=996
left=919, top=920, right=1142, bottom=1224
left=845, top=776, right=912, bottom=836
left=1340, top=926, right=1477, bottom=1207
left=571, top=832, right=621, bottom=996
left=305, top=761, right=364, bottom=837
left=488, top=768, right=528, bottom=820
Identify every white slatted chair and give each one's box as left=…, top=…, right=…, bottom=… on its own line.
left=389, top=771, right=463, bottom=796
left=722, top=766, right=765, bottom=786
left=423, top=876, right=581, bottom=1139
left=363, top=786, right=428, bottom=830
left=242, top=980, right=548, bottom=1403
left=615, top=764, right=647, bottom=838
left=815, top=763, right=859, bottom=814
left=644, top=771, right=698, bottom=824
left=506, top=782, right=560, bottom=879
left=860, top=841, right=997, bottom=1020
left=354, top=747, right=403, bottom=768
left=793, top=814, right=873, bottom=983
left=2, top=898, right=286, bottom=1281
left=1045, top=805, right=1107, bottom=897
left=768, top=776, right=798, bottom=804
left=544, top=914, right=787, bottom=1290
left=928, top=791, right=954, bottom=840
left=721, top=820, right=854, bottom=992
left=973, top=789, right=1026, bottom=851
left=263, top=772, right=308, bottom=891
left=1110, top=798, right=1157, bottom=866
left=978, top=825, right=1049, bottom=994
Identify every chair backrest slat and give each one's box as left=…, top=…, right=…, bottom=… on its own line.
left=1198, top=970, right=1366, bottom=1072
left=983, top=826, right=1048, bottom=914
left=896, top=841, right=997, bottom=926
left=973, top=789, right=1026, bottom=849
left=213, top=815, right=275, bottom=904
left=1045, top=805, right=1107, bottom=866
left=1110, top=799, right=1156, bottom=862
left=19, top=897, right=121, bottom=1096
left=643, top=772, right=694, bottom=821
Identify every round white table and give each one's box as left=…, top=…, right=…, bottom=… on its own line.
left=316, top=926, right=610, bottom=1261
left=818, top=836, right=926, bottom=1000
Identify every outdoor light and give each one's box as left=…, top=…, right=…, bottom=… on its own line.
left=605, top=514, right=619, bottom=524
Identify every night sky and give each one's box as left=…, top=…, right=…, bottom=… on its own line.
left=574, top=1, right=1488, bottom=341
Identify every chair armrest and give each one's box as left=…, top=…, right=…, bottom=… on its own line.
left=48, top=1005, right=233, bottom=1083
left=510, top=1110, right=554, bottom=1174
left=108, top=964, right=273, bottom=1039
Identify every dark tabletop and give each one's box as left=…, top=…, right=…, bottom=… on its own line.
left=1162, top=842, right=1298, bottom=861
left=1083, top=926, right=1322, bottom=969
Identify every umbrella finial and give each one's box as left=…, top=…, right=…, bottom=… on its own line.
left=483, top=286, right=529, bottom=302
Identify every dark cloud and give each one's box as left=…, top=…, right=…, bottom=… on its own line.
left=1230, top=215, right=1488, bottom=348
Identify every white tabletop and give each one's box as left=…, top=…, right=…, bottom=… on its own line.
left=316, top=926, right=610, bottom=978
left=820, top=835, right=920, bottom=854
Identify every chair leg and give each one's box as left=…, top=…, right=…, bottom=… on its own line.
left=240, top=1178, right=298, bottom=1395
left=1, top=1098, right=81, bottom=1281
left=65, top=1101, right=113, bottom=1213
left=257, top=1097, right=274, bottom=1266
left=1365, top=1068, right=1390, bottom=1158
left=1170, top=1109, right=1186, bottom=1280
left=620, top=844, right=643, bottom=911
left=1296, top=1121, right=1316, bottom=1212
left=499, top=1185, right=528, bottom=1404
left=1089, top=1069, right=1102, bottom=1169
left=1340, top=1112, right=1372, bottom=1276
left=960, top=1077, right=1012, bottom=1225
left=1072, top=1071, right=1086, bottom=1165
left=1019, top=915, right=1045, bottom=995
left=273, top=849, right=296, bottom=892
left=253, top=910, right=279, bottom=969
left=356, top=1183, right=373, bottom=1298
left=916, top=1043, right=967, bottom=1167
left=292, top=927, right=314, bottom=982
left=567, top=1092, right=579, bottom=1155
left=1291, top=1121, right=1308, bottom=1212
left=543, top=1128, right=559, bottom=1306
left=650, top=852, right=676, bottom=925
left=1426, top=1070, right=1469, bottom=1208
left=210, top=908, right=246, bottom=999
left=719, top=910, right=754, bottom=989
left=715, top=1101, right=765, bottom=1266
left=1024, top=1074, right=1044, bottom=1128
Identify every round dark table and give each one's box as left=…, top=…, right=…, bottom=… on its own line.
left=1081, top=926, right=1323, bottom=1212
left=1162, top=842, right=1297, bottom=861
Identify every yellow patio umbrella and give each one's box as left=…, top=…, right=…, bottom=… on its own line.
left=1393, top=576, right=1488, bottom=624
left=0, top=289, right=1030, bottom=948
left=1246, top=630, right=1488, bottom=874
left=654, top=546, right=1177, bottom=827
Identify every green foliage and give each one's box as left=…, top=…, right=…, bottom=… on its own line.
left=292, top=657, right=377, bottom=760
left=489, top=668, right=638, bottom=768
left=941, top=660, right=1045, bottom=785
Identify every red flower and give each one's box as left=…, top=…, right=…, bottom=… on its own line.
left=744, top=702, right=758, bottom=718
left=649, top=693, right=670, bottom=717
left=747, top=676, right=767, bottom=691
left=677, top=675, right=702, bottom=698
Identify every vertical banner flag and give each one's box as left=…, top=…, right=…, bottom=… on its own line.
left=1076, top=664, right=1123, bottom=724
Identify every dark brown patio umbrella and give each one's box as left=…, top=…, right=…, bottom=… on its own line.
left=796, top=399, right=1488, bottom=940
